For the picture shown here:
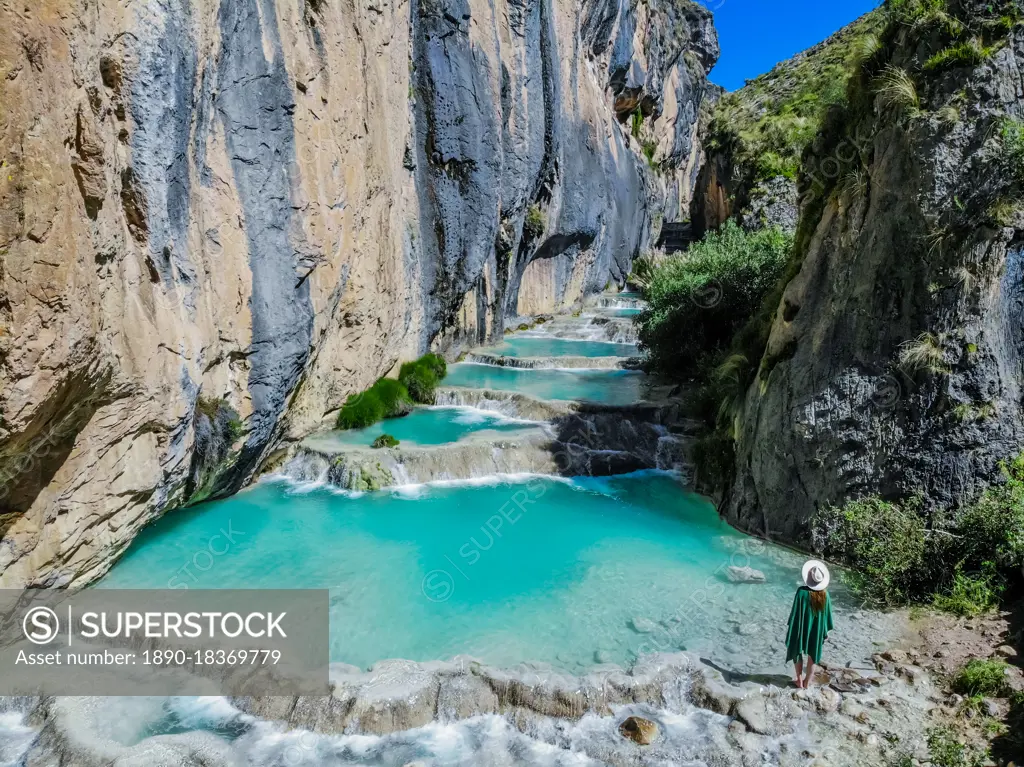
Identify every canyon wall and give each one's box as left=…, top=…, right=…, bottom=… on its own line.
left=0, top=0, right=716, bottom=586
left=724, top=17, right=1024, bottom=542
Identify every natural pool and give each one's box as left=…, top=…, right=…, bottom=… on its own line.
left=303, top=406, right=539, bottom=449
left=99, top=472, right=811, bottom=673
left=486, top=334, right=639, bottom=358
left=443, top=363, right=645, bottom=404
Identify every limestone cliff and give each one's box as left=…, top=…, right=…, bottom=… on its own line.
left=725, top=2, right=1024, bottom=542
left=0, top=0, right=716, bottom=585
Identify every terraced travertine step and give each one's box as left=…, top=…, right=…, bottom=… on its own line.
left=284, top=391, right=694, bottom=490
left=465, top=353, right=638, bottom=370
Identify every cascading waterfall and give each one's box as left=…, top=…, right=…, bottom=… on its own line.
left=16, top=293, right=909, bottom=766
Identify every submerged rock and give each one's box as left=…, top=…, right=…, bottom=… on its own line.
left=726, top=565, right=766, bottom=583
left=629, top=617, right=658, bottom=634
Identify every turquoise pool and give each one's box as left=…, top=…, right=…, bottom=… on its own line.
left=444, top=363, right=645, bottom=404
left=98, top=472, right=805, bottom=672
left=486, top=335, right=639, bottom=358
left=309, top=406, right=539, bottom=448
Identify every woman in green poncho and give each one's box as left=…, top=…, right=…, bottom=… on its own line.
left=785, top=559, right=834, bottom=688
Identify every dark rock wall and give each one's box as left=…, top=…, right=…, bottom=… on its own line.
left=725, top=29, right=1024, bottom=543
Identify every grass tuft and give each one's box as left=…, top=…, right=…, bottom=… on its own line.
left=898, top=332, right=948, bottom=375
left=951, top=659, right=1011, bottom=697
left=875, top=65, right=920, bottom=116
left=924, top=39, right=994, bottom=71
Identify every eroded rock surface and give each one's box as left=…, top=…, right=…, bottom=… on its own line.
left=0, top=0, right=717, bottom=586
left=725, top=21, right=1024, bottom=542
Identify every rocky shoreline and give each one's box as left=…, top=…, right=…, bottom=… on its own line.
left=4, top=604, right=1018, bottom=766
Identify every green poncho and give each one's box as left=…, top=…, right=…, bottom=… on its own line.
left=785, top=586, right=834, bottom=664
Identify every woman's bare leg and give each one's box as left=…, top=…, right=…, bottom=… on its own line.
left=803, top=660, right=815, bottom=688
left=794, top=659, right=804, bottom=688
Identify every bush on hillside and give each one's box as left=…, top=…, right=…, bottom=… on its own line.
left=637, top=221, right=792, bottom=377
left=812, top=456, right=1024, bottom=608
left=399, top=353, right=447, bottom=404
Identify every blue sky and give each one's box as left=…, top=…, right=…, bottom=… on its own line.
left=703, top=0, right=881, bottom=91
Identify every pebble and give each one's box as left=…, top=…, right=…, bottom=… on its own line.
left=995, top=644, right=1017, bottom=659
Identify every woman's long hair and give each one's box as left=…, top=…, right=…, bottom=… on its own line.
left=810, top=589, right=827, bottom=614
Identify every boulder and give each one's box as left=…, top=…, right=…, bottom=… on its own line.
left=618, top=715, right=659, bottom=745
left=735, top=695, right=770, bottom=735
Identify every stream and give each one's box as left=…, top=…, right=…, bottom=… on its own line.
left=3, top=295, right=907, bottom=765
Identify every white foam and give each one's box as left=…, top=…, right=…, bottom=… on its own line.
left=384, top=472, right=576, bottom=497
left=0, top=712, right=35, bottom=767
left=260, top=474, right=366, bottom=499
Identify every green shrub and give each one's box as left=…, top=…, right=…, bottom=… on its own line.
left=886, top=0, right=946, bottom=27
left=812, top=456, right=1024, bottom=607
left=398, top=353, right=448, bottom=404
left=812, top=497, right=928, bottom=605
left=641, top=139, right=658, bottom=167
left=337, top=389, right=386, bottom=429
left=631, top=108, right=643, bottom=139
left=629, top=251, right=658, bottom=291
left=524, top=204, right=546, bottom=239
left=336, top=377, right=414, bottom=429
left=755, top=151, right=799, bottom=181
left=951, top=659, right=1011, bottom=697
left=637, top=220, right=793, bottom=377
left=371, top=434, right=399, bottom=449
left=933, top=565, right=1003, bottom=616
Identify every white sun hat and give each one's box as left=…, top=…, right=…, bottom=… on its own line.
left=801, top=559, right=830, bottom=591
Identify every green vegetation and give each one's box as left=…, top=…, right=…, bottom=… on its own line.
left=952, top=659, right=1011, bottom=697
left=927, top=726, right=985, bottom=767
left=636, top=221, right=792, bottom=377
left=398, top=353, right=447, bottom=404
left=524, top=204, right=546, bottom=239
left=371, top=434, right=400, bottom=449
left=875, top=65, right=920, bottom=116
left=641, top=139, right=658, bottom=168
left=705, top=10, right=884, bottom=186
left=999, top=117, right=1024, bottom=185
left=627, top=251, right=658, bottom=290
left=336, top=378, right=412, bottom=430
left=630, top=108, right=643, bottom=139
left=898, top=332, right=949, bottom=375
left=812, top=456, right=1024, bottom=608
left=194, top=395, right=243, bottom=441
left=924, top=39, right=994, bottom=71
left=337, top=354, right=446, bottom=430
left=933, top=565, right=1002, bottom=614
